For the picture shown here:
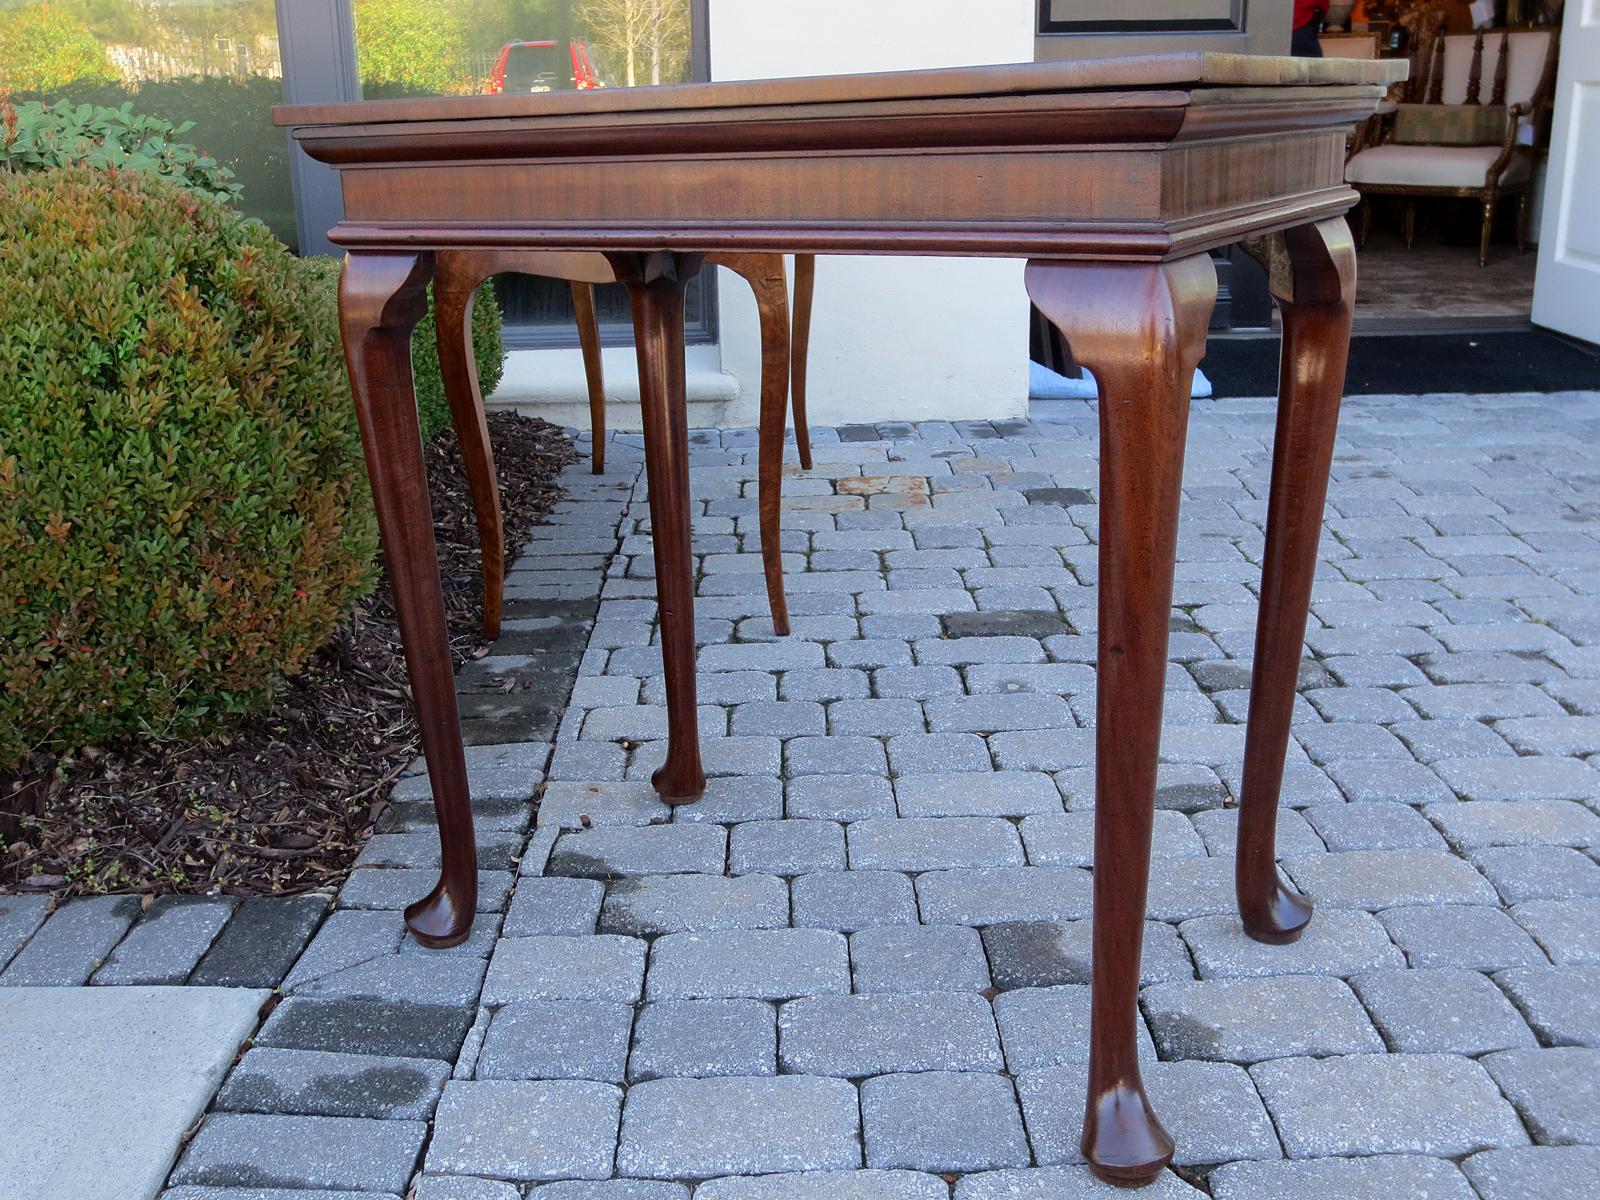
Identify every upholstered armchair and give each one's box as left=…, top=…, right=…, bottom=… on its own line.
left=1346, top=27, right=1557, bottom=265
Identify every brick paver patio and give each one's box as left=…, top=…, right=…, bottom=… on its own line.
left=8, top=389, right=1600, bottom=1199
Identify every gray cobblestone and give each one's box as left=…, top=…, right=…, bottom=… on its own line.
left=172, top=1113, right=427, bottom=1192
left=1350, top=967, right=1535, bottom=1054
left=780, top=992, right=1002, bottom=1075
left=791, top=870, right=917, bottom=931
left=1180, top=909, right=1405, bottom=978
left=548, top=825, right=727, bottom=879
left=1304, top=802, right=1446, bottom=851
left=896, top=771, right=1061, bottom=817
left=994, top=985, right=1156, bottom=1071
left=916, top=866, right=1094, bottom=925
left=849, top=816, right=1024, bottom=870
left=1513, top=897, right=1600, bottom=964
left=1144, top=975, right=1382, bottom=1063
left=862, top=1071, right=1030, bottom=1172
left=983, top=919, right=1192, bottom=989
left=1462, top=1146, right=1600, bottom=1200
left=729, top=820, right=845, bottom=874
left=90, top=895, right=233, bottom=985
left=1428, top=798, right=1600, bottom=850
left=1209, top=1155, right=1476, bottom=1200
left=618, top=1076, right=860, bottom=1176
left=0, top=893, right=49, bottom=971
left=599, top=873, right=787, bottom=936
left=216, top=1046, right=450, bottom=1119
left=1250, top=1053, right=1528, bottom=1158
left=955, top=1166, right=1207, bottom=1198
left=849, top=923, right=991, bottom=992
left=785, top=735, right=889, bottom=777
left=482, top=935, right=646, bottom=1005
left=1494, top=965, right=1600, bottom=1046
left=628, top=998, right=776, bottom=1081
left=646, top=928, right=849, bottom=1000
left=427, top=1079, right=621, bottom=1181
left=0, top=895, right=139, bottom=986
left=505, top=877, right=604, bottom=937
left=1284, top=848, right=1498, bottom=909
left=1484, top=1047, right=1600, bottom=1143
left=1473, top=845, right=1600, bottom=905
left=693, top=1169, right=945, bottom=1199
left=476, top=999, right=633, bottom=1083
left=1380, top=904, right=1549, bottom=970
left=1433, top=755, right=1600, bottom=802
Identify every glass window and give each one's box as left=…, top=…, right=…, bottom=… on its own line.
left=0, top=0, right=296, bottom=250
left=351, top=0, right=706, bottom=346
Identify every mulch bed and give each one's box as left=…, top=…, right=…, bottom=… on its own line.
left=0, top=411, right=580, bottom=899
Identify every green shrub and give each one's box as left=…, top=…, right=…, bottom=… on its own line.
left=0, top=3, right=118, bottom=94
left=0, top=166, right=379, bottom=769
left=2, top=98, right=243, bottom=203
left=298, top=257, right=506, bottom=444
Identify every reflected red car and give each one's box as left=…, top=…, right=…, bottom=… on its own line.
left=487, top=39, right=602, bottom=94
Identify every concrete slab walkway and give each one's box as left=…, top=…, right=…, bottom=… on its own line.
left=0, top=986, right=266, bottom=1200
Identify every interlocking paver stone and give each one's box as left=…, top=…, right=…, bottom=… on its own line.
left=617, top=1076, right=860, bottom=1177
left=257, top=998, right=474, bottom=1062
left=216, top=1046, right=449, bottom=1120
left=983, top=919, right=1192, bottom=989
left=628, top=998, right=776, bottom=1081
left=785, top=774, right=896, bottom=820
left=547, top=825, right=727, bottom=878
left=693, top=1169, right=946, bottom=1199
left=862, top=1071, right=1031, bottom=1172
left=895, top=771, right=1061, bottom=817
left=0, top=895, right=139, bottom=986
left=1472, top=845, right=1600, bottom=904
left=1209, top=1155, right=1476, bottom=1200
left=1250, top=1053, right=1529, bottom=1158
left=427, top=1079, right=622, bottom=1181
left=1433, top=755, right=1600, bottom=802
left=1015, top=1060, right=1280, bottom=1168
left=1380, top=903, right=1549, bottom=970
left=848, top=817, right=1024, bottom=870
left=1513, top=896, right=1600, bottom=964
left=89, top=895, right=233, bottom=985
left=1143, top=975, right=1383, bottom=1063
left=792, top=870, right=917, bottom=931
left=1284, top=848, right=1498, bottom=909
left=849, top=923, right=990, bottom=992
left=779, top=992, right=1003, bottom=1075
left=504, top=876, right=605, bottom=936
left=729, top=820, right=845, bottom=874
left=1483, top=1047, right=1600, bottom=1143
left=993, top=985, right=1156, bottom=1071
left=1461, top=1146, right=1600, bottom=1200
left=1179, top=909, right=1405, bottom=979
left=476, top=1000, right=633, bottom=1082
left=916, top=866, right=1094, bottom=925
left=482, top=935, right=646, bottom=1004
left=171, top=1113, right=427, bottom=1192
left=1428, top=799, right=1600, bottom=850
left=1304, top=802, right=1446, bottom=851
left=0, top=894, right=49, bottom=972
left=646, top=928, right=849, bottom=999
left=1494, top=964, right=1600, bottom=1046
left=954, top=1167, right=1207, bottom=1199
left=598, top=873, right=788, bottom=935
left=1349, top=967, right=1536, bottom=1054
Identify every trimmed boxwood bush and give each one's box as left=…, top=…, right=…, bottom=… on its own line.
left=296, top=257, right=505, bottom=444
left=0, top=166, right=379, bottom=768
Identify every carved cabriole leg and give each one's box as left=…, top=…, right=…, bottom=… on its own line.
left=572, top=280, right=607, bottom=474
left=614, top=253, right=707, bottom=803
left=341, top=251, right=478, bottom=947
left=1026, top=252, right=1217, bottom=1188
left=1236, top=218, right=1356, bottom=944
left=434, top=253, right=505, bottom=640
left=791, top=253, right=816, bottom=471
left=710, top=252, right=793, bottom=637
left=1479, top=193, right=1498, bottom=267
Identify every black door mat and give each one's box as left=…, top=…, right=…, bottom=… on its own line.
left=1204, top=329, right=1600, bottom=398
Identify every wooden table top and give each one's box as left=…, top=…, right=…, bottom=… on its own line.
left=274, top=52, right=1406, bottom=128
left=276, top=53, right=1407, bottom=263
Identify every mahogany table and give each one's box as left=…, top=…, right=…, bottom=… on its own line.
left=276, top=52, right=1404, bottom=1188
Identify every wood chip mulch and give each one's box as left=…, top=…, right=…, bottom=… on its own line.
left=0, top=411, right=582, bottom=899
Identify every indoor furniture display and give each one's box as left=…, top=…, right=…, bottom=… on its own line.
left=1346, top=26, right=1558, bottom=263
left=276, top=51, right=1404, bottom=1186
left=432, top=249, right=814, bottom=638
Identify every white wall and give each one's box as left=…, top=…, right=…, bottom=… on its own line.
left=709, top=0, right=1034, bottom=427
left=492, top=0, right=1035, bottom=429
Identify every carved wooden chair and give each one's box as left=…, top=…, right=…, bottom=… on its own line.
left=1346, top=26, right=1558, bottom=265
left=433, top=251, right=814, bottom=640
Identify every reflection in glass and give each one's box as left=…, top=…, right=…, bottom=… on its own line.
left=351, top=0, right=703, bottom=343
left=0, top=0, right=294, bottom=249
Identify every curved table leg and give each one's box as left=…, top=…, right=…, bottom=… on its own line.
left=1235, top=218, right=1356, bottom=943
left=435, top=256, right=505, bottom=641
left=572, top=280, right=607, bottom=474
left=791, top=253, right=816, bottom=471
left=711, top=252, right=793, bottom=636
left=1026, top=252, right=1216, bottom=1188
left=342, top=250, right=478, bottom=947
left=624, top=264, right=706, bottom=802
